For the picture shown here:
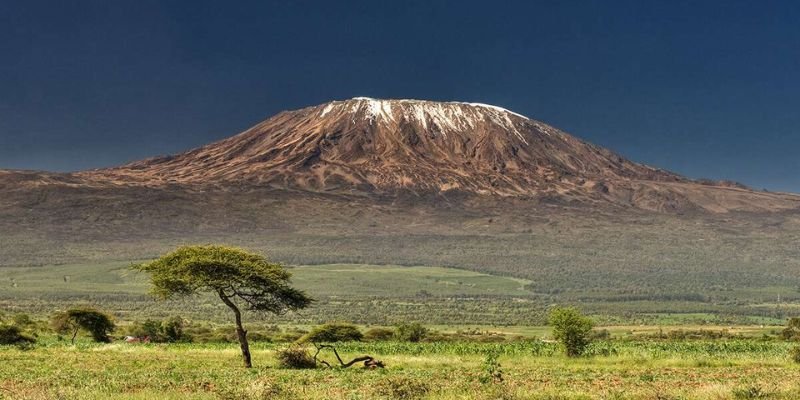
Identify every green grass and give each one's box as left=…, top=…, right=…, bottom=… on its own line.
left=291, top=264, right=530, bottom=297
left=2, top=339, right=799, bottom=399
left=1, top=261, right=797, bottom=326
left=0, top=262, right=547, bottom=325
left=0, top=262, right=529, bottom=298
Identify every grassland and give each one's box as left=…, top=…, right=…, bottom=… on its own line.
left=3, top=215, right=800, bottom=399
left=5, top=199, right=800, bottom=328
left=0, top=262, right=529, bottom=298
left=2, top=338, right=799, bottom=400
left=0, top=262, right=549, bottom=325
left=4, top=259, right=799, bottom=400
left=2, top=259, right=797, bottom=326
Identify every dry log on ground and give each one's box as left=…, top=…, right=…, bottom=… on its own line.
left=312, top=343, right=385, bottom=369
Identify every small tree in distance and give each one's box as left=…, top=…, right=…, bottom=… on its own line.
left=134, top=245, right=313, bottom=368
left=300, top=322, right=363, bottom=343
left=548, top=306, right=594, bottom=357
left=0, top=325, right=36, bottom=349
left=51, top=307, right=116, bottom=344
left=395, top=322, right=428, bottom=342
left=782, top=317, right=800, bottom=341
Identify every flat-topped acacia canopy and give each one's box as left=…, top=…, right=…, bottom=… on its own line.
left=134, top=245, right=312, bottom=368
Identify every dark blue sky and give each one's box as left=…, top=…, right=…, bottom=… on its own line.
left=1, top=1, right=798, bottom=192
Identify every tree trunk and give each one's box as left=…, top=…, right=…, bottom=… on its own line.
left=218, top=290, right=252, bottom=368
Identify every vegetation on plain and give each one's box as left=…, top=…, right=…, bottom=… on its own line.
left=548, top=306, right=595, bottom=357
left=51, top=307, right=115, bottom=344
left=299, top=322, right=363, bottom=343
left=134, top=245, right=312, bottom=367
left=4, top=246, right=800, bottom=398
left=395, top=322, right=429, bottom=342
left=0, top=324, right=35, bottom=349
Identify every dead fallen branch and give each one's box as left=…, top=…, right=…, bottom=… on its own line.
left=312, top=343, right=385, bottom=369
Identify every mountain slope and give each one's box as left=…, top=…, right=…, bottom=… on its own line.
left=70, top=97, right=798, bottom=213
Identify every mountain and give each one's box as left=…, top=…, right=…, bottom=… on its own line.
left=1, top=97, right=799, bottom=268
left=68, top=97, right=796, bottom=213
left=85, top=98, right=680, bottom=190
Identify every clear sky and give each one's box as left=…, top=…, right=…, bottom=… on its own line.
left=1, top=1, right=798, bottom=192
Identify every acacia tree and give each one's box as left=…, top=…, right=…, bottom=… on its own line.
left=51, top=307, right=116, bottom=344
left=134, top=245, right=312, bottom=368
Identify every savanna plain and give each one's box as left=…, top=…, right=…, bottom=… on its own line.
left=2, top=255, right=800, bottom=400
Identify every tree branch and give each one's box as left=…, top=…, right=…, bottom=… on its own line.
left=311, top=343, right=384, bottom=369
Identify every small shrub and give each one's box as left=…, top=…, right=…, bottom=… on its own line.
left=395, top=322, right=428, bottom=343
left=376, top=376, right=429, bottom=400
left=365, top=327, right=395, bottom=341
left=479, top=351, right=504, bottom=384
left=128, top=319, right=161, bottom=339
left=161, top=316, right=187, bottom=342
left=783, top=317, right=800, bottom=341
left=275, top=346, right=317, bottom=369
left=129, top=316, right=189, bottom=343
left=0, top=324, right=36, bottom=349
left=300, top=322, right=363, bottom=343
left=791, top=345, right=800, bottom=364
left=548, top=306, right=594, bottom=357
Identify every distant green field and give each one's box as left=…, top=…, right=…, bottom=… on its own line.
left=291, top=264, right=530, bottom=297
left=0, top=262, right=547, bottom=325
left=0, top=262, right=529, bottom=298
left=1, top=260, right=797, bottom=326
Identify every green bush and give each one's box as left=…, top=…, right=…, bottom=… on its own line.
left=395, top=322, right=428, bottom=343
left=128, top=316, right=188, bottom=343
left=275, top=346, right=317, bottom=369
left=300, top=322, right=363, bottom=343
left=128, top=319, right=161, bottom=339
left=479, top=351, right=504, bottom=384
left=782, top=317, right=800, bottom=341
left=791, top=346, right=800, bottom=364
left=548, top=306, right=594, bottom=357
left=0, top=324, right=36, bottom=348
left=51, top=307, right=115, bottom=343
left=365, top=327, right=395, bottom=341
left=161, top=316, right=186, bottom=342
